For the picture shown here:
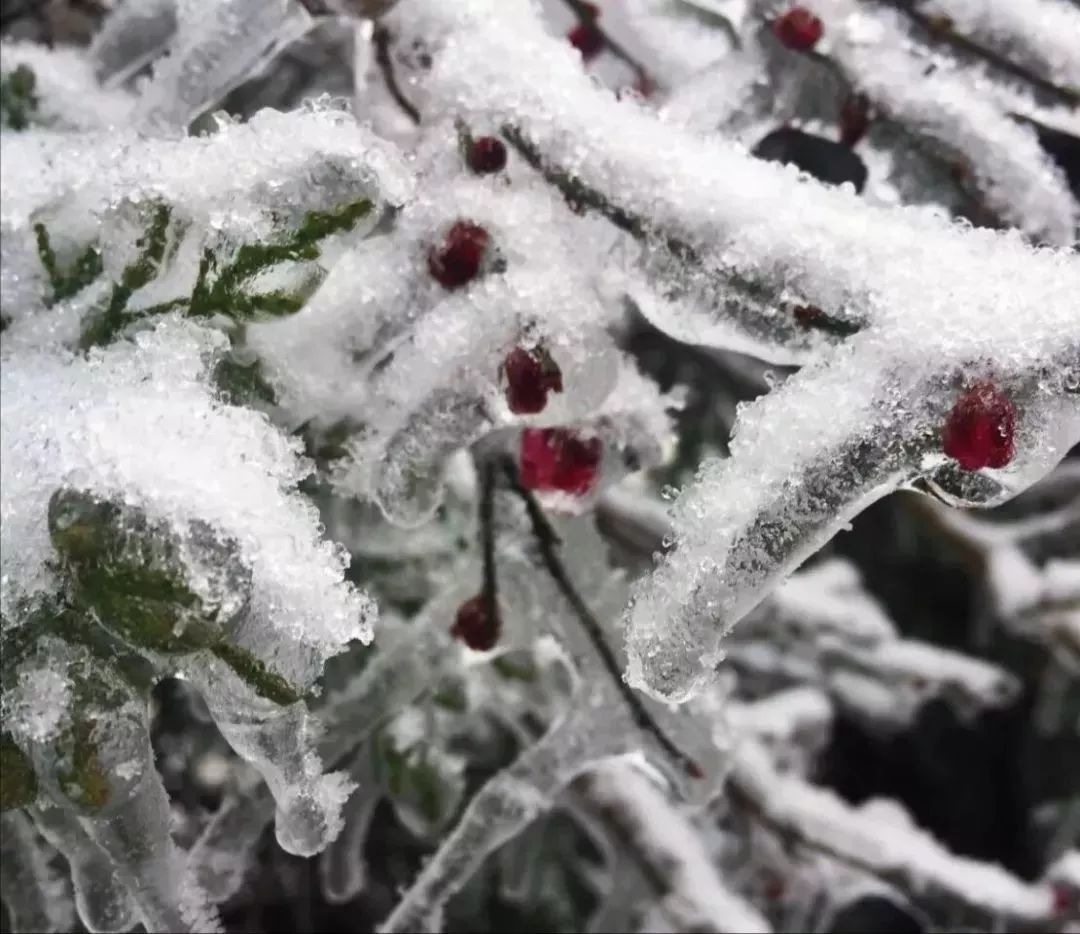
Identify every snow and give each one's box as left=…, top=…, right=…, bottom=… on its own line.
left=1, top=319, right=373, bottom=682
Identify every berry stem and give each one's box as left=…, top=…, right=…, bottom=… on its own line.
left=372, top=24, right=421, bottom=125
left=480, top=458, right=499, bottom=634
left=499, top=456, right=701, bottom=779
left=559, top=0, right=652, bottom=89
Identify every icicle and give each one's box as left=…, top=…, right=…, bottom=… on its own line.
left=31, top=802, right=139, bottom=934
left=136, top=0, right=315, bottom=134
left=0, top=811, right=76, bottom=934
left=191, top=657, right=355, bottom=858
left=379, top=703, right=622, bottom=933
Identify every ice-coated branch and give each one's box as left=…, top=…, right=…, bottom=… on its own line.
left=578, top=759, right=771, bottom=933
left=378, top=701, right=628, bottom=934
left=726, top=738, right=1063, bottom=930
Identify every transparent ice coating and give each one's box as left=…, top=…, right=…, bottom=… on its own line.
left=90, top=0, right=179, bottom=87
left=0, top=811, right=76, bottom=934
left=135, top=0, right=314, bottom=134
left=185, top=657, right=356, bottom=858
left=624, top=314, right=1078, bottom=702
left=32, top=802, right=140, bottom=933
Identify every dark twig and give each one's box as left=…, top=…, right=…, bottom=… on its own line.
left=499, top=457, right=702, bottom=780
left=372, top=24, right=421, bottom=125
left=501, top=125, right=862, bottom=341
left=480, top=459, right=499, bottom=632
left=560, top=0, right=653, bottom=89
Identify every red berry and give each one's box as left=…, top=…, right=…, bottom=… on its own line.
left=942, top=381, right=1017, bottom=471
left=520, top=428, right=602, bottom=496
left=1052, top=883, right=1075, bottom=916
left=568, top=23, right=604, bottom=61
left=773, top=7, right=824, bottom=51
left=428, top=221, right=490, bottom=289
left=502, top=346, right=564, bottom=414
left=451, top=595, right=500, bottom=651
left=467, top=136, right=507, bottom=175
left=839, top=93, right=872, bottom=146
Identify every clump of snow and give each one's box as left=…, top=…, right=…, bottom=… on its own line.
left=0, top=319, right=373, bottom=681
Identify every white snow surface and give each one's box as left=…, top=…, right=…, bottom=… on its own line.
left=0, top=320, right=374, bottom=682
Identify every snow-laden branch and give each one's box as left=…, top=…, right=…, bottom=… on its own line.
left=728, top=737, right=1061, bottom=929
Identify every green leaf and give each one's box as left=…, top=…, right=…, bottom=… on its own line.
left=0, top=64, right=38, bottom=131
left=33, top=224, right=104, bottom=306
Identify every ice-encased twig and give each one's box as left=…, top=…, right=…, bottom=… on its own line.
left=379, top=701, right=627, bottom=933
left=398, top=0, right=1077, bottom=355
left=625, top=341, right=1079, bottom=702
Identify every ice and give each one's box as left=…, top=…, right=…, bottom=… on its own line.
left=135, top=0, right=314, bottom=134
left=90, top=0, right=179, bottom=88
left=32, top=801, right=140, bottom=934
left=0, top=811, right=76, bottom=934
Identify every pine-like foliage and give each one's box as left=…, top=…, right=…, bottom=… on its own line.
left=0, top=1, right=1077, bottom=932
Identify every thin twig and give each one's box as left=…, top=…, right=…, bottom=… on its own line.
left=372, top=24, right=421, bottom=125
left=560, top=0, right=652, bottom=88
left=499, top=456, right=703, bottom=779
left=480, top=459, right=499, bottom=630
